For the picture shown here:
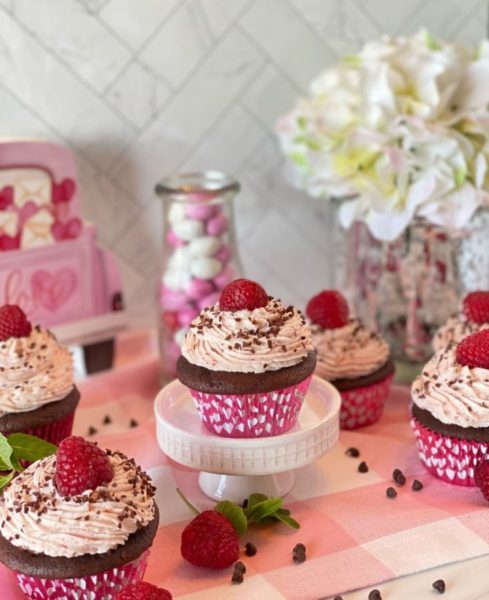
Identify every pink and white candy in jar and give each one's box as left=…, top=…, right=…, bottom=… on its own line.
left=155, top=172, right=243, bottom=380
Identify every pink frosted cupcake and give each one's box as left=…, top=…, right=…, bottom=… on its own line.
left=0, top=304, right=79, bottom=445
left=307, top=290, right=395, bottom=430
left=412, top=330, right=489, bottom=486
left=0, top=436, right=158, bottom=599
left=432, top=291, right=489, bottom=353
left=176, top=279, right=316, bottom=438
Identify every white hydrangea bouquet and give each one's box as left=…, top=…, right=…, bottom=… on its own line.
left=277, top=30, right=489, bottom=242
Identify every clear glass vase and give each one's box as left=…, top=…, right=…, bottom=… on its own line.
left=155, top=172, right=243, bottom=381
left=334, top=209, right=489, bottom=369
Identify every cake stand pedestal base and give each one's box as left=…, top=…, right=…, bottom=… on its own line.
left=199, top=471, right=296, bottom=502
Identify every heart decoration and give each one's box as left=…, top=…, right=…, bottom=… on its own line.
left=0, top=186, right=13, bottom=210
left=0, top=233, right=20, bottom=250
left=51, top=217, right=82, bottom=241
left=18, top=201, right=39, bottom=226
left=52, top=178, right=76, bottom=204
left=31, top=268, right=77, bottom=312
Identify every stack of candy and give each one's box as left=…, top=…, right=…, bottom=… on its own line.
left=159, top=193, right=239, bottom=377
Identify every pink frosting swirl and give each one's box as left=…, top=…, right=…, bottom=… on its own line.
left=182, top=298, right=313, bottom=373
left=432, top=314, right=489, bottom=353
left=0, top=451, right=156, bottom=557
left=0, top=327, right=74, bottom=415
left=310, top=319, right=390, bottom=380
left=412, top=345, right=489, bottom=428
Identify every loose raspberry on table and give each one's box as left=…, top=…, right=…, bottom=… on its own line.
left=115, top=582, right=173, bottom=600
left=0, top=304, right=32, bottom=340
left=455, top=329, right=489, bottom=369
left=219, top=279, right=268, bottom=312
left=463, top=291, right=489, bottom=324
left=306, top=290, right=349, bottom=329
left=474, top=460, right=489, bottom=502
left=55, top=436, right=114, bottom=496
left=181, top=510, right=240, bottom=569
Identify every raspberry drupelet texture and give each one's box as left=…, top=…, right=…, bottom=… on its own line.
left=463, top=291, right=489, bottom=324
left=306, top=290, right=349, bottom=329
left=219, top=279, right=268, bottom=312
left=55, top=436, right=114, bottom=496
left=0, top=304, right=32, bottom=340
left=180, top=510, right=240, bottom=569
left=456, top=330, right=489, bottom=369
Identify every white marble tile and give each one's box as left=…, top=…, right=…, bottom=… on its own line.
left=99, top=0, right=179, bottom=50
left=241, top=64, right=299, bottom=129
left=240, top=0, right=335, bottom=90
left=113, top=28, right=265, bottom=197
left=0, top=10, right=134, bottom=169
left=13, top=0, right=131, bottom=93
left=75, top=155, right=139, bottom=245
left=0, top=86, right=58, bottom=140
left=291, top=0, right=380, bottom=56
left=75, top=0, right=110, bottom=14
left=105, top=60, right=171, bottom=129
left=361, top=0, right=425, bottom=33
left=180, top=105, right=265, bottom=174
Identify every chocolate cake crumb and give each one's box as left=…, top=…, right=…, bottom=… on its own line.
left=345, top=447, right=360, bottom=458
left=358, top=461, right=369, bottom=473
left=432, top=579, right=445, bottom=593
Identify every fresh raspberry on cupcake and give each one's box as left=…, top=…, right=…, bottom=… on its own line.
left=433, top=290, right=489, bottom=353
left=0, top=304, right=79, bottom=446
left=306, top=289, right=394, bottom=430
left=412, top=331, right=489, bottom=486
left=176, top=279, right=316, bottom=438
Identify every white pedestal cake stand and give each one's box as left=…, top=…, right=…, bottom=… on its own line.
left=154, top=376, right=341, bottom=502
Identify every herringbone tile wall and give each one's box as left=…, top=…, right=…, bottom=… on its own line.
left=0, top=0, right=486, bottom=324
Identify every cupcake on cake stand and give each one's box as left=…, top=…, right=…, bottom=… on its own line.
left=155, top=376, right=340, bottom=501
left=154, top=279, right=340, bottom=501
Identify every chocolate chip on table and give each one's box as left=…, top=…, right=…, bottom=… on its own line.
left=432, top=579, right=446, bottom=593
left=234, top=561, right=246, bottom=574
left=393, top=468, right=406, bottom=486
left=245, top=542, right=257, bottom=556
left=358, top=461, right=369, bottom=473
left=231, top=571, right=243, bottom=584
left=87, top=426, right=97, bottom=436
left=368, top=590, right=382, bottom=600
left=103, top=415, right=112, bottom=425
left=386, top=486, right=397, bottom=499
left=292, top=543, right=306, bottom=563
left=412, top=479, right=423, bottom=491
left=345, top=447, right=360, bottom=458
left=333, top=596, right=343, bottom=600
left=242, top=498, right=248, bottom=509
left=129, top=418, right=139, bottom=428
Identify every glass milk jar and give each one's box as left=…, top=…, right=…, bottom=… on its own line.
left=155, top=172, right=243, bottom=381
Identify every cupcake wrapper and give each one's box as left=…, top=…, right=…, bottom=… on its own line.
left=189, top=376, right=313, bottom=438
left=16, top=549, right=149, bottom=599
left=339, top=373, right=394, bottom=430
left=21, top=412, right=76, bottom=447
left=411, top=417, right=488, bottom=486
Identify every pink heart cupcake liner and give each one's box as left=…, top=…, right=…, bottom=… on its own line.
left=16, top=549, right=149, bottom=599
left=21, top=411, right=76, bottom=447
left=189, top=375, right=313, bottom=438
left=411, top=416, right=488, bottom=486
left=338, top=373, right=394, bottom=430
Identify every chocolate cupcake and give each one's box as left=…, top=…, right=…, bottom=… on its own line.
left=412, top=330, right=489, bottom=486
left=432, top=291, right=489, bottom=353
left=0, top=304, right=79, bottom=445
left=307, top=290, right=395, bottom=429
left=0, top=436, right=158, bottom=598
left=177, top=279, right=316, bottom=438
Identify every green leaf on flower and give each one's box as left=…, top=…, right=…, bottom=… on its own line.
left=8, top=433, right=57, bottom=462
left=297, top=116, right=307, bottom=130
left=290, top=152, right=308, bottom=169
left=215, top=500, right=248, bottom=536
left=0, top=472, right=14, bottom=491
left=343, top=54, right=361, bottom=67
left=454, top=166, right=467, bottom=188
left=424, top=31, right=440, bottom=51
left=0, top=434, right=13, bottom=471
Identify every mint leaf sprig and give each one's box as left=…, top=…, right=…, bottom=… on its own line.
left=177, top=489, right=300, bottom=535
left=0, top=433, right=57, bottom=492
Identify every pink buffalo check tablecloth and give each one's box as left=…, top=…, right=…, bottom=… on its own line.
left=1, top=340, right=489, bottom=599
